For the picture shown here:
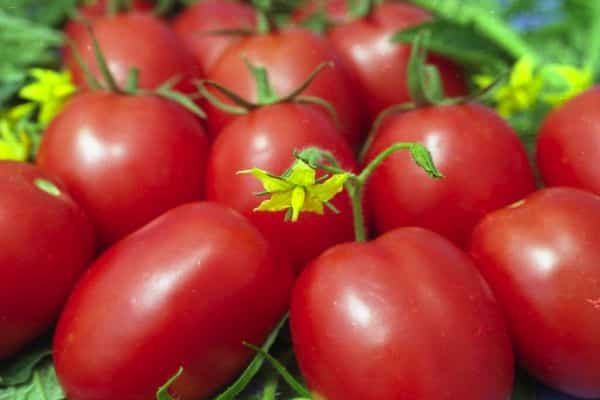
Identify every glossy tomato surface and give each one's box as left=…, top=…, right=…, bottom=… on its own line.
left=204, top=29, right=365, bottom=148
left=329, top=2, right=466, bottom=120
left=0, top=162, right=95, bottom=359
left=172, top=0, right=256, bottom=75
left=291, top=227, right=514, bottom=400
left=364, top=103, right=536, bottom=245
left=54, top=202, right=294, bottom=400
left=206, top=103, right=357, bottom=269
left=37, top=92, right=209, bottom=247
left=469, top=187, right=600, bottom=398
left=537, top=86, right=600, bottom=195
left=65, top=14, right=201, bottom=94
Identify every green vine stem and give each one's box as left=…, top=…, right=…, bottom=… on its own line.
left=297, top=143, right=443, bottom=242
left=408, top=0, right=538, bottom=61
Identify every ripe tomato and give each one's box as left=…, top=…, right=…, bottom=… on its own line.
left=37, top=92, right=209, bottom=247
left=0, top=162, right=95, bottom=359
left=204, top=29, right=365, bottom=148
left=364, top=103, right=536, bottom=245
left=537, top=86, right=600, bottom=195
left=206, top=103, right=357, bottom=269
left=54, top=202, right=293, bottom=400
left=292, top=0, right=352, bottom=25
left=65, top=14, right=201, bottom=94
left=469, top=187, right=600, bottom=398
left=172, top=0, right=256, bottom=75
left=291, top=227, right=514, bottom=400
left=328, top=2, right=466, bottom=120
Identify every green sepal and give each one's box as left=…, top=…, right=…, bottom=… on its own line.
left=245, top=59, right=279, bottom=105
left=409, top=143, right=444, bottom=178
left=0, top=344, right=52, bottom=386
left=406, top=30, right=445, bottom=107
left=155, top=367, right=183, bottom=400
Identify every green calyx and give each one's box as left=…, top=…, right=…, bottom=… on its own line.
left=34, top=178, right=61, bottom=197
left=197, top=60, right=340, bottom=126
left=69, top=24, right=205, bottom=118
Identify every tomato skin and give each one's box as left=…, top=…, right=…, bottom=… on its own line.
left=204, top=29, right=365, bottom=148
left=172, top=0, right=256, bottom=75
left=0, top=162, right=95, bottom=359
left=328, top=2, right=466, bottom=120
left=537, top=86, right=600, bottom=195
left=65, top=14, right=201, bottom=94
left=206, top=103, right=357, bottom=269
left=54, top=202, right=294, bottom=400
left=469, top=187, right=600, bottom=398
left=365, top=103, right=536, bottom=245
left=291, top=227, right=514, bottom=400
left=37, top=92, right=209, bottom=247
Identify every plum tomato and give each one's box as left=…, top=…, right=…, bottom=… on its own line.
left=364, top=103, right=536, bottom=246
left=537, top=86, right=600, bottom=195
left=36, top=91, right=209, bottom=247
left=469, top=187, right=600, bottom=398
left=172, top=0, right=256, bottom=75
left=328, top=2, right=466, bottom=120
left=53, top=202, right=294, bottom=400
left=290, top=227, right=514, bottom=400
left=204, top=29, right=365, bottom=148
left=205, top=103, right=357, bottom=270
left=65, top=13, right=201, bottom=95
left=0, top=161, right=95, bottom=359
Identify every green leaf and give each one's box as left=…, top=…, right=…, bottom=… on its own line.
left=0, top=341, right=52, bottom=387
left=213, top=314, right=288, bottom=400
left=392, top=20, right=509, bottom=72
left=0, top=359, right=65, bottom=400
left=409, top=144, right=444, bottom=178
left=156, top=367, right=183, bottom=400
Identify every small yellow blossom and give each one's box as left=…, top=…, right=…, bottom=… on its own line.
left=540, top=64, right=593, bottom=106
left=0, top=118, right=30, bottom=161
left=238, top=160, right=349, bottom=222
left=474, top=56, right=543, bottom=117
left=19, top=68, right=76, bottom=125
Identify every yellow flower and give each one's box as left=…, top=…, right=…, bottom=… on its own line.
left=0, top=118, right=30, bottom=161
left=238, top=160, right=349, bottom=222
left=474, top=56, right=543, bottom=117
left=19, top=68, right=76, bottom=125
left=540, top=64, right=593, bottom=106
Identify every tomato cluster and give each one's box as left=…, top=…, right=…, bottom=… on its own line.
left=2, top=1, right=600, bottom=400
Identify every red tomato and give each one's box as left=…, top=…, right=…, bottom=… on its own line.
left=204, top=29, right=365, bottom=148
left=469, top=187, right=600, bottom=398
left=65, top=14, right=201, bottom=95
left=54, top=202, right=293, bottom=400
left=292, top=0, right=352, bottom=25
left=206, top=103, right=357, bottom=269
left=37, top=92, right=209, bottom=247
left=0, top=162, right=95, bottom=359
left=364, top=103, right=536, bottom=245
left=172, top=0, right=256, bottom=75
left=328, top=2, right=466, bottom=120
left=537, top=86, right=600, bottom=195
left=291, top=227, right=514, bottom=400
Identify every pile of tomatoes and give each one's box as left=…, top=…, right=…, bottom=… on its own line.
left=3, top=0, right=600, bottom=399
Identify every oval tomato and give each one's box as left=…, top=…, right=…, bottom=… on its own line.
left=53, top=202, right=293, bottom=400
left=172, top=0, right=256, bottom=75
left=328, top=2, right=466, bottom=120
left=291, top=227, right=514, bottom=400
left=364, top=103, right=536, bottom=245
left=65, top=14, right=201, bottom=94
left=204, top=29, right=365, bottom=148
left=537, top=86, right=600, bottom=195
left=206, top=103, right=357, bottom=269
left=469, top=187, right=600, bottom=398
left=0, top=161, right=95, bottom=359
left=37, top=92, right=209, bottom=247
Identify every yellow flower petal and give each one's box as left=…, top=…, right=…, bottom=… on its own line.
left=307, top=173, right=349, bottom=202
left=302, top=195, right=325, bottom=214
left=254, top=192, right=293, bottom=212
left=286, top=160, right=316, bottom=186
left=510, top=57, right=536, bottom=87
left=290, top=186, right=306, bottom=222
left=238, top=168, right=293, bottom=192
